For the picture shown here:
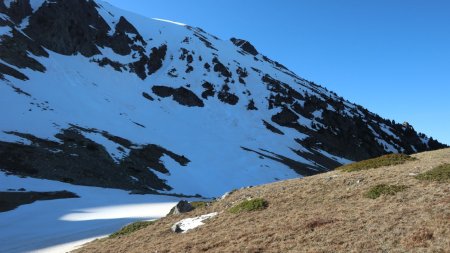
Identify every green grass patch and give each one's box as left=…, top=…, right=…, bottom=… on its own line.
left=190, top=201, right=208, bottom=209
left=229, top=198, right=268, bottom=213
left=109, top=220, right=155, bottom=238
left=337, top=154, right=416, bottom=172
left=416, top=164, right=450, bottom=182
left=365, top=184, right=408, bottom=199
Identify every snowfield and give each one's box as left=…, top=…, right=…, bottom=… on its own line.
left=0, top=172, right=181, bottom=253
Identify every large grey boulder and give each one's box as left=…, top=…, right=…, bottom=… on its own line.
left=168, top=200, right=194, bottom=215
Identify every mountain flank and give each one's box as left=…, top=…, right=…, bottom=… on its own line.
left=77, top=148, right=450, bottom=253
left=0, top=0, right=447, bottom=197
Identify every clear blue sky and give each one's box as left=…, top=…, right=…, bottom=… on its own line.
left=104, top=0, right=450, bottom=145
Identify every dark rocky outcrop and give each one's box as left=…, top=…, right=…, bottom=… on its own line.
left=24, top=0, right=110, bottom=57
left=0, top=28, right=48, bottom=72
left=168, top=200, right=194, bottom=215
left=92, top=57, right=126, bottom=71
left=218, top=84, right=239, bottom=105
left=212, top=57, right=231, bottom=78
left=189, top=26, right=218, bottom=51
left=152, top=85, right=174, bottom=97
left=4, top=0, right=33, bottom=24
left=0, top=128, right=190, bottom=192
left=116, top=16, right=139, bottom=34
left=148, top=44, right=167, bottom=75
left=152, top=85, right=204, bottom=107
left=201, top=81, right=215, bottom=99
left=142, top=92, right=154, bottom=101
left=204, top=62, right=211, bottom=71
left=247, top=99, right=258, bottom=110
left=236, top=66, right=248, bottom=84
left=0, top=62, right=28, bottom=80
left=130, top=54, right=149, bottom=80
left=271, top=107, right=299, bottom=127
left=263, top=120, right=284, bottom=135
left=231, top=38, right=259, bottom=56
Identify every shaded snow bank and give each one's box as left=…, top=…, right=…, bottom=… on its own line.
left=0, top=172, right=181, bottom=253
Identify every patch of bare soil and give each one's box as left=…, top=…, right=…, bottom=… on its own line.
left=76, top=148, right=450, bottom=253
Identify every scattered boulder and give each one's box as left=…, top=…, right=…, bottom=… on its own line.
left=171, top=223, right=183, bottom=233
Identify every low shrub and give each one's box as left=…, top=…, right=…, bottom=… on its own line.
left=109, top=220, right=155, bottom=238
left=416, top=164, right=450, bottom=182
left=365, top=184, right=408, bottom=199
left=229, top=198, right=268, bottom=213
left=337, top=154, right=416, bottom=172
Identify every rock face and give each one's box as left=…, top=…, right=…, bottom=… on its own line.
left=0, top=0, right=446, bottom=196
left=25, top=0, right=110, bottom=57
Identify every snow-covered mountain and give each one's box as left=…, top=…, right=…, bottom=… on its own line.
left=0, top=0, right=446, bottom=197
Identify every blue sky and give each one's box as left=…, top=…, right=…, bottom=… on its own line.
left=104, top=0, right=450, bottom=145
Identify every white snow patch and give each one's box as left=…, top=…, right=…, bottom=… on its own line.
left=0, top=25, right=12, bottom=35
left=376, top=138, right=398, bottom=153
left=380, top=124, right=400, bottom=140
left=30, top=0, right=47, bottom=12
left=152, top=18, right=186, bottom=26
left=326, top=104, right=336, bottom=112
left=312, top=109, right=323, bottom=119
left=173, top=212, right=218, bottom=233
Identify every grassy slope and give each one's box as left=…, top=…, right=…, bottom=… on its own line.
left=76, top=148, right=450, bottom=253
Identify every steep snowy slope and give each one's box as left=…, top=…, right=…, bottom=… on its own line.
left=0, top=0, right=446, bottom=197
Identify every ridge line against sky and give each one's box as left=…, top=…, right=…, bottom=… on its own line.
left=103, top=0, right=450, bottom=145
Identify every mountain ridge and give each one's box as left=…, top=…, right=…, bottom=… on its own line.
left=0, top=0, right=446, bottom=197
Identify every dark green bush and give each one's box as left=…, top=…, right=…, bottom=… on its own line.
left=229, top=198, right=268, bottom=213
left=109, top=220, right=155, bottom=238
left=416, top=164, right=450, bottom=182
left=337, top=154, right=416, bottom=172
left=365, top=184, right=408, bottom=199
left=190, top=201, right=208, bottom=209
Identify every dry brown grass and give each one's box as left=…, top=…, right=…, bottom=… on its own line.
left=76, top=148, right=450, bottom=253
